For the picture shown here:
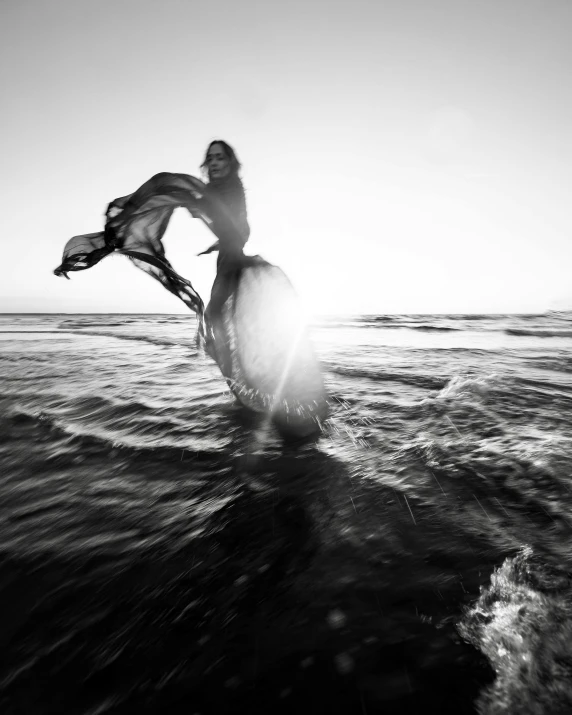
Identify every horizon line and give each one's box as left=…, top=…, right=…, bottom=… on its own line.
left=1, top=310, right=569, bottom=317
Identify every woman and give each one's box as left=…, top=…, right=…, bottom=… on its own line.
left=194, top=140, right=250, bottom=374
left=54, top=142, right=329, bottom=436
left=54, top=140, right=250, bottom=362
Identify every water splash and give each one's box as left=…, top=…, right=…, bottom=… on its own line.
left=459, top=547, right=572, bottom=714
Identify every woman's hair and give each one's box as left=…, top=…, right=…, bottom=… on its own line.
left=200, top=140, right=242, bottom=181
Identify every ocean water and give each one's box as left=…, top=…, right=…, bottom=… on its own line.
left=1, top=311, right=572, bottom=714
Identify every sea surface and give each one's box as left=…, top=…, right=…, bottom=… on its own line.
left=1, top=311, right=572, bottom=714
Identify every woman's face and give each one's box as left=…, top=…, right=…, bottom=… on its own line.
left=206, top=143, right=231, bottom=181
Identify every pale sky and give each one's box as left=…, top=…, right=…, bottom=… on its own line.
left=1, top=0, right=571, bottom=315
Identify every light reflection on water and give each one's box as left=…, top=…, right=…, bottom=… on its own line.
left=0, top=311, right=571, bottom=713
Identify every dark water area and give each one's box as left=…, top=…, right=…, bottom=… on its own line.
left=1, top=312, right=572, bottom=714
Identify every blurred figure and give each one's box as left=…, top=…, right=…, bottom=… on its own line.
left=195, top=140, right=250, bottom=374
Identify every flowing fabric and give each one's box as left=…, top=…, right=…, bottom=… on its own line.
left=221, top=259, right=330, bottom=437
left=54, top=172, right=217, bottom=317
left=54, top=171, right=329, bottom=435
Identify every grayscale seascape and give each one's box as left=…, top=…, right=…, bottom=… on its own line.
left=2, top=311, right=572, bottom=713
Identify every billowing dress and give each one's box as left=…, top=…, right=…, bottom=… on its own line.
left=55, top=172, right=329, bottom=438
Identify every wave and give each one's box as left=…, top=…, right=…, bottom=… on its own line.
left=505, top=328, right=572, bottom=338
left=70, top=329, right=194, bottom=348
left=0, top=330, right=75, bottom=334
left=8, top=407, right=222, bottom=459
left=54, top=329, right=196, bottom=349
left=414, top=377, right=572, bottom=531
left=360, top=315, right=398, bottom=323
left=329, top=365, right=447, bottom=390
left=459, top=547, right=572, bottom=714
left=323, top=317, right=465, bottom=332
left=368, top=324, right=461, bottom=331
left=443, top=314, right=496, bottom=320
left=322, top=321, right=463, bottom=332
left=58, top=317, right=195, bottom=330
left=434, top=373, right=500, bottom=402
left=517, top=376, right=572, bottom=398
left=58, top=321, right=132, bottom=328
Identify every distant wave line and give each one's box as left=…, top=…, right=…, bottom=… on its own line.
left=0, top=330, right=194, bottom=348
left=506, top=329, right=572, bottom=338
